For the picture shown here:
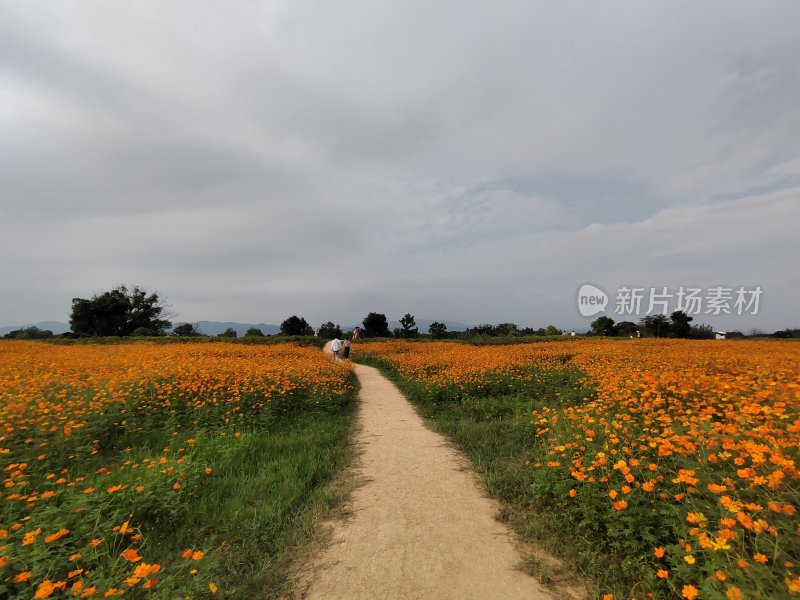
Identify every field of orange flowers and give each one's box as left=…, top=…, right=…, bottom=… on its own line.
left=0, top=340, right=355, bottom=599
left=355, top=339, right=800, bottom=599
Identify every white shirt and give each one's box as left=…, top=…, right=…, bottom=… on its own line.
left=331, top=339, right=341, bottom=351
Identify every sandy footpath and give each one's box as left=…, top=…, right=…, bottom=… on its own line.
left=295, top=345, right=555, bottom=599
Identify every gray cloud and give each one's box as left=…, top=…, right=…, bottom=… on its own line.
left=1, top=0, right=798, bottom=332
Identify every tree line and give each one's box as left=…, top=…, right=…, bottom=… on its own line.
left=7, top=285, right=796, bottom=340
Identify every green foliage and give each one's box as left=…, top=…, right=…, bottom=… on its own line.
left=615, top=321, right=639, bottom=337
left=217, top=327, right=238, bottom=338
left=318, top=322, right=342, bottom=339
left=361, top=312, right=390, bottom=338
left=172, top=323, right=201, bottom=337
left=398, top=313, right=418, bottom=338
left=2, top=326, right=53, bottom=339
left=245, top=327, right=265, bottom=337
left=428, top=321, right=448, bottom=339
left=466, top=323, right=522, bottom=337
left=639, top=314, right=670, bottom=338
left=70, top=285, right=172, bottom=337
left=280, top=315, right=313, bottom=336
left=690, top=323, right=715, bottom=339
left=590, top=316, right=617, bottom=336
left=669, top=310, right=694, bottom=338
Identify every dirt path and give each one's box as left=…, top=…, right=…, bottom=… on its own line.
left=297, top=344, right=555, bottom=599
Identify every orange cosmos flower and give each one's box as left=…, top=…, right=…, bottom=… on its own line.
left=44, top=528, right=69, bottom=543
left=34, top=580, right=56, bottom=599
left=726, top=587, right=744, bottom=600
left=121, top=548, right=141, bottom=562
left=682, top=585, right=699, bottom=599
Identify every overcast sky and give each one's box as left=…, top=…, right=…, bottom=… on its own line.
left=2, top=0, right=798, bottom=332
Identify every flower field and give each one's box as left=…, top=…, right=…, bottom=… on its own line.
left=355, top=339, right=800, bottom=599
left=0, top=340, right=355, bottom=598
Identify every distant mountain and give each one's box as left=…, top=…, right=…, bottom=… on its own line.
left=189, top=321, right=281, bottom=337
left=0, top=321, right=70, bottom=336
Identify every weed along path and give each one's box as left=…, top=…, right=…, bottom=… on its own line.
left=298, top=345, right=555, bottom=599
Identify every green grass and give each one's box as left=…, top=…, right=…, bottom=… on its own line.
left=164, top=409, right=359, bottom=598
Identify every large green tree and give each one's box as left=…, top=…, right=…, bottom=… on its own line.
left=280, top=315, right=312, bottom=336
left=640, top=314, right=671, bottom=338
left=70, top=285, right=171, bottom=336
left=362, top=312, right=390, bottom=338
left=428, top=321, right=448, bottom=339
left=590, top=316, right=617, bottom=336
left=669, top=310, right=693, bottom=338
left=173, top=323, right=201, bottom=337
left=398, top=313, right=418, bottom=338
left=318, top=322, right=342, bottom=339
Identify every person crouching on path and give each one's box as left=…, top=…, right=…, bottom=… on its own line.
left=331, top=336, right=342, bottom=360
left=343, top=336, right=351, bottom=359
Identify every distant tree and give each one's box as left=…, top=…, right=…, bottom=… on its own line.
left=280, top=315, right=312, bottom=336
left=245, top=327, right=265, bottom=337
left=590, top=316, right=617, bottom=337
left=669, top=310, right=694, bottom=338
left=773, top=328, right=800, bottom=338
left=70, top=285, right=171, bottom=336
left=173, top=323, right=201, bottom=337
left=469, top=324, right=496, bottom=337
left=217, top=328, right=238, bottom=338
left=3, top=326, right=53, bottom=339
left=132, top=327, right=154, bottom=336
left=398, top=313, right=418, bottom=338
left=494, top=323, right=519, bottom=337
left=428, top=321, right=448, bottom=339
left=362, top=312, right=390, bottom=338
left=543, top=325, right=561, bottom=336
left=616, top=321, right=639, bottom=337
left=690, top=323, right=715, bottom=339
left=640, top=314, right=670, bottom=338
left=318, top=322, right=343, bottom=339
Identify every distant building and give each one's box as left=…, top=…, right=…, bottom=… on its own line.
left=715, top=331, right=726, bottom=340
